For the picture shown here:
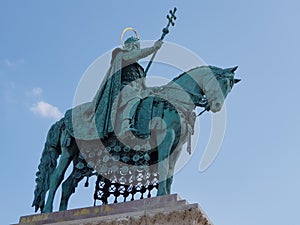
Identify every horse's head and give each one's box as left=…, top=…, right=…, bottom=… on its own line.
left=199, top=66, right=240, bottom=112
left=161, top=65, right=240, bottom=113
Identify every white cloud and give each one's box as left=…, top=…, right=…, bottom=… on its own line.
left=30, top=101, right=63, bottom=119
left=4, top=60, right=15, bottom=67
left=31, top=87, right=43, bottom=97
left=3, top=59, right=25, bottom=67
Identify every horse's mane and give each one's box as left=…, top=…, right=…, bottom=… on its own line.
left=171, top=65, right=226, bottom=84
left=171, top=66, right=201, bottom=82
left=170, top=65, right=217, bottom=83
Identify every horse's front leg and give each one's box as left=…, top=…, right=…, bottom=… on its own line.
left=166, top=142, right=183, bottom=194
left=157, top=129, right=175, bottom=196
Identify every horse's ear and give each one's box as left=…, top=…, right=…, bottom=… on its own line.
left=234, top=78, right=241, bottom=84
left=230, top=66, right=238, bottom=73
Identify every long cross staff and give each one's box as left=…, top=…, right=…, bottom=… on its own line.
left=144, top=7, right=177, bottom=76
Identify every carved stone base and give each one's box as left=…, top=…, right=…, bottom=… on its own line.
left=16, top=194, right=213, bottom=225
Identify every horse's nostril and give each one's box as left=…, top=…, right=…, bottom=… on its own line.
left=215, top=102, right=221, bottom=109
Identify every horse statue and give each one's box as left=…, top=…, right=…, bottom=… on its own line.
left=32, top=65, right=240, bottom=213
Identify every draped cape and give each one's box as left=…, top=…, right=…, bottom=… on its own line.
left=65, top=48, right=125, bottom=140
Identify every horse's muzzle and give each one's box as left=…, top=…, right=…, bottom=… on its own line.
left=210, top=102, right=222, bottom=112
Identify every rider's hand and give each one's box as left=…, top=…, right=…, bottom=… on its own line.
left=153, top=40, right=163, bottom=50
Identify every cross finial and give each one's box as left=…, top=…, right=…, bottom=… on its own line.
left=167, top=8, right=177, bottom=27
left=161, top=7, right=177, bottom=40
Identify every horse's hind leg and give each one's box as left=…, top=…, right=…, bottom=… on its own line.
left=59, top=169, right=80, bottom=210
left=43, top=147, right=73, bottom=212
left=59, top=155, right=87, bottom=211
left=43, top=130, right=76, bottom=212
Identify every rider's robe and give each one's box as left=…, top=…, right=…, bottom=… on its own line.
left=65, top=48, right=145, bottom=140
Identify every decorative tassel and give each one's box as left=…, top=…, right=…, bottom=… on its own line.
left=84, top=177, right=89, bottom=187
left=187, top=133, right=192, bottom=155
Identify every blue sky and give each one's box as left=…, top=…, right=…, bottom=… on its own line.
left=1, top=1, right=300, bottom=224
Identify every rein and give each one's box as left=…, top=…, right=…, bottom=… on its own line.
left=156, top=85, right=210, bottom=117
left=197, top=108, right=207, bottom=117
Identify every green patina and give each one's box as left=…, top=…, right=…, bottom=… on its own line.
left=32, top=7, right=240, bottom=213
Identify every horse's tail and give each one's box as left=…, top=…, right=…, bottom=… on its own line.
left=32, top=118, right=64, bottom=212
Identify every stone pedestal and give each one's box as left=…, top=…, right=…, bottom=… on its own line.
left=16, top=194, right=213, bottom=225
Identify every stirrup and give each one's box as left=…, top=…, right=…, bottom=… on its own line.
left=119, top=127, right=138, bottom=139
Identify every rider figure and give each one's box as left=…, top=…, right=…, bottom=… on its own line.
left=93, top=28, right=163, bottom=139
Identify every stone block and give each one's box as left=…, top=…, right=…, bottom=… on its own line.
left=16, top=194, right=213, bottom=225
